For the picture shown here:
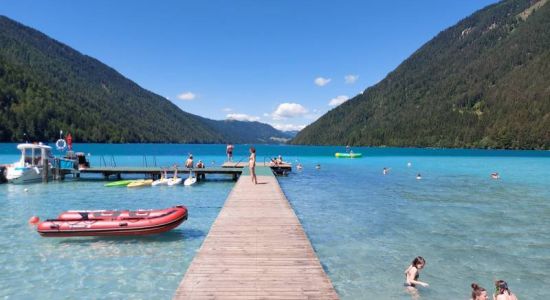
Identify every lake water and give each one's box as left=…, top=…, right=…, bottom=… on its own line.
left=0, top=143, right=548, bottom=299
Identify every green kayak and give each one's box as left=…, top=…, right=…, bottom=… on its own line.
left=104, top=180, right=134, bottom=187
left=335, top=152, right=363, bottom=158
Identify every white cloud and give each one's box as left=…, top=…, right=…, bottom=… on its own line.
left=314, top=77, right=331, bottom=87
left=226, top=113, right=260, bottom=122
left=177, top=92, right=196, bottom=101
left=222, top=107, right=233, bottom=112
left=271, top=123, right=306, bottom=131
left=272, top=102, right=308, bottom=120
left=263, top=113, right=270, bottom=117
left=328, top=95, right=349, bottom=107
left=345, top=74, right=359, bottom=84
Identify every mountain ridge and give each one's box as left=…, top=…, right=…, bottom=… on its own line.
left=0, top=15, right=290, bottom=144
left=292, top=0, right=550, bottom=149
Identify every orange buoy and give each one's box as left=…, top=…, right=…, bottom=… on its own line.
left=29, top=216, right=40, bottom=225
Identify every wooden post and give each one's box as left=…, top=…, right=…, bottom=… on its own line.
left=54, top=158, right=60, bottom=180
left=42, top=158, right=49, bottom=183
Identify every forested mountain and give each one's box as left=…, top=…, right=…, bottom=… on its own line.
left=204, top=119, right=293, bottom=144
left=0, top=16, right=289, bottom=143
left=292, top=0, right=550, bottom=149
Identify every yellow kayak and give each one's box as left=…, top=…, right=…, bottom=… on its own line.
left=127, top=179, right=153, bottom=188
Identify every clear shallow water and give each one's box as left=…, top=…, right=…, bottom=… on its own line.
left=1, top=143, right=549, bottom=299
left=279, top=153, right=550, bottom=299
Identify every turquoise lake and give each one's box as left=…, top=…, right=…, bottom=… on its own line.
left=0, top=143, right=548, bottom=299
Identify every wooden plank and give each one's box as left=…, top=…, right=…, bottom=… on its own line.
left=174, top=168, right=339, bottom=299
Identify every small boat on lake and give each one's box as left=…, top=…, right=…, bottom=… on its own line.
left=36, top=205, right=188, bottom=237
left=5, top=143, right=54, bottom=184
left=335, top=152, right=362, bottom=158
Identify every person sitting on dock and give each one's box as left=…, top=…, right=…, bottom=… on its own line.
left=196, top=160, right=205, bottom=180
left=185, top=155, right=194, bottom=169
left=196, top=160, right=205, bottom=168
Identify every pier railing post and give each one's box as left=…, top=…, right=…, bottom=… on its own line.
left=42, top=158, right=49, bottom=183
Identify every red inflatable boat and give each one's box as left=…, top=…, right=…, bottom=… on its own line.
left=37, top=206, right=188, bottom=237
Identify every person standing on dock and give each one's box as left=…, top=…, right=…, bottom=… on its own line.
left=249, top=146, right=257, bottom=184
left=185, top=154, right=194, bottom=168
left=226, top=144, right=234, bottom=162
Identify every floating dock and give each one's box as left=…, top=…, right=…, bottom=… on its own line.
left=222, top=161, right=292, bottom=170
left=174, top=167, right=339, bottom=299
left=80, top=167, right=243, bottom=181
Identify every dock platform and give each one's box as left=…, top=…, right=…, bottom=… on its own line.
left=222, top=162, right=292, bottom=169
left=174, top=167, right=339, bottom=299
left=80, top=167, right=243, bottom=181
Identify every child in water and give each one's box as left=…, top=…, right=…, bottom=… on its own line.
left=404, top=256, right=429, bottom=296
left=494, top=280, right=518, bottom=300
left=470, top=283, right=488, bottom=300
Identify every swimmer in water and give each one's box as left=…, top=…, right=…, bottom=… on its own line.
left=470, top=283, right=488, bottom=300
left=383, top=167, right=389, bottom=175
left=416, top=173, right=422, bottom=180
left=493, top=280, right=518, bottom=300
left=491, top=172, right=500, bottom=180
left=404, top=256, right=429, bottom=297
left=315, top=164, right=321, bottom=170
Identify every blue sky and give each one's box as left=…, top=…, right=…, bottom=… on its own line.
left=1, top=0, right=498, bottom=131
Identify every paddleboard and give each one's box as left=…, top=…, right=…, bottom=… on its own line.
left=167, top=177, right=183, bottom=186
left=127, top=179, right=153, bottom=188
left=152, top=178, right=169, bottom=186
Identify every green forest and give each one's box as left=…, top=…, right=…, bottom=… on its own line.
left=292, top=0, right=550, bottom=150
left=0, top=16, right=289, bottom=144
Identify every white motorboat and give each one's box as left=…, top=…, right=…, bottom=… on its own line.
left=5, top=143, right=54, bottom=184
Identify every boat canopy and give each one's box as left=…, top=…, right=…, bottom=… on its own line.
left=16, top=143, right=52, bottom=151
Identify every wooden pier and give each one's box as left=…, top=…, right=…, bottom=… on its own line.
left=80, top=167, right=243, bottom=181
left=222, top=161, right=292, bottom=169
left=174, top=167, right=339, bottom=299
